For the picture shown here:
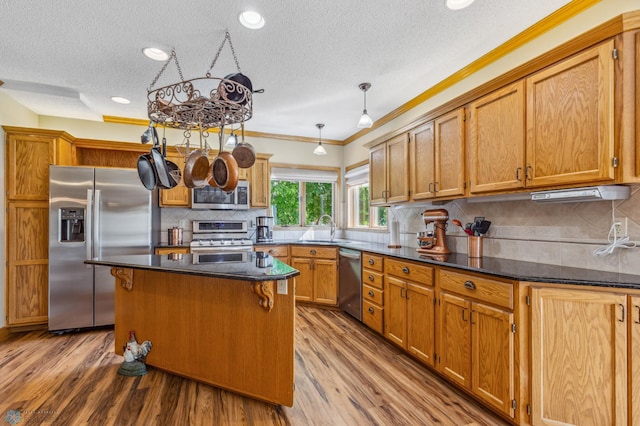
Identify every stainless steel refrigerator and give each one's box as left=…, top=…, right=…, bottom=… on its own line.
left=48, top=166, right=160, bottom=331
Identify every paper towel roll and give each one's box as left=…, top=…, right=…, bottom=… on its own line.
left=388, top=220, right=401, bottom=248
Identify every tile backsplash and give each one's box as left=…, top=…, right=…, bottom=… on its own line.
left=345, top=186, right=640, bottom=275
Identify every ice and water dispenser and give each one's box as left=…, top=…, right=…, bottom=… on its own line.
left=59, top=208, right=85, bottom=242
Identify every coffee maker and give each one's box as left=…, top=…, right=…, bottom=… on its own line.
left=256, top=216, right=273, bottom=243
left=417, top=208, right=450, bottom=256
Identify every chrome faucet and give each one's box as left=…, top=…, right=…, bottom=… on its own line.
left=315, top=214, right=335, bottom=241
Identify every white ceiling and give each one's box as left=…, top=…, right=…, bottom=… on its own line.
left=0, top=0, right=573, bottom=141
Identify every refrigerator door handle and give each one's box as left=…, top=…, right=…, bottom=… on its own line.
left=86, top=189, right=93, bottom=261
left=94, top=189, right=101, bottom=259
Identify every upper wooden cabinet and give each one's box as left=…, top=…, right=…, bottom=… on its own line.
left=5, top=127, right=74, bottom=200
left=249, top=156, right=270, bottom=208
left=525, top=40, right=616, bottom=188
left=159, top=149, right=190, bottom=207
left=468, top=81, right=526, bottom=194
left=410, top=121, right=436, bottom=200
left=370, top=133, right=410, bottom=205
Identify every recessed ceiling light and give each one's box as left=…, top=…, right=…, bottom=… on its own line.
left=446, top=0, right=474, bottom=10
left=238, top=11, right=265, bottom=29
left=111, top=96, right=130, bottom=104
left=142, top=47, right=169, bottom=61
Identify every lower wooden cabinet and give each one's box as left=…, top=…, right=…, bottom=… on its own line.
left=254, top=244, right=289, bottom=265
left=632, top=296, right=640, bottom=425
left=530, top=286, right=628, bottom=425
left=290, top=246, right=337, bottom=306
left=437, top=269, right=515, bottom=419
left=384, top=258, right=435, bottom=367
left=154, top=247, right=190, bottom=255
left=362, top=252, right=384, bottom=333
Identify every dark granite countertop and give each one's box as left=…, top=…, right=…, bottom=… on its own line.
left=86, top=252, right=299, bottom=282
left=262, top=239, right=640, bottom=289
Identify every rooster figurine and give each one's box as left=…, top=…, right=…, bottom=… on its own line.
left=117, top=330, right=152, bottom=376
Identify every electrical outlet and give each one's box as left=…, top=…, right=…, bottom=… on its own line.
left=614, top=217, right=628, bottom=238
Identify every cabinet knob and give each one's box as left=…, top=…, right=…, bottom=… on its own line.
left=268, top=249, right=275, bottom=254
left=310, top=249, right=317, bottom=255
left=402, top=266, right=410, bottom=274
left=463, top=280, right=476, bottom=290
left=368, top=290, right=375, bottom=297
left=368, top=258, right=374, bottom=265
left=368, top=275, right=374, bottom=281
left=368, top=307, right=375, bottom=314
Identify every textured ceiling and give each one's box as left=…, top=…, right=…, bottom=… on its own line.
left=0, top=0, right=574, bottom=140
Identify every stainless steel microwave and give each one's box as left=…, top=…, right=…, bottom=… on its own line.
left=191, top=181, right=250, bottom=210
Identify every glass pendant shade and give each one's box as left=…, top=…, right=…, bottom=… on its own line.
left=225, top=133, right=237, bottom=148
left=313, top=123, right=327, bottom=155
left=357, top=110, right=373, bottom=128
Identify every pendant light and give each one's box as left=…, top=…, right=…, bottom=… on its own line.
left=313, top=123, right=327, bottom=156
left=225, top=128, right=237, bottom=148
left=357, top=82, right=373, bottom=129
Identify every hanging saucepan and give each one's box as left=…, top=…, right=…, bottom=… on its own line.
left=218, top=73, right=253, bottom=105
left=231, top=121, right=256, bottom=168
left=137, top=150, right=157, bottom=190
left=182, top=128, right=210, bottom=189
left=209, top=125, right=239, bottom=192
left=149, top=127, right=172, bottom=189
left=161, top=127, right=181, bottom=188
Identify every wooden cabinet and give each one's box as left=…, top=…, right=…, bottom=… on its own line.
left=410, top=121, right=436, bottom=200
left=384, top=258, right=435, bottom=367
left=254, top=245, right=289, bottom=265
left=530, top=286, right=627, bottom=425
left=362, top=253, right=384, bottom=333
left=437, top=269, right=515, bottom=418
left=154, top=247, right=190, bottom=255
left=249, top=156, right=270, bottom=208
left=525, top=40, right=616, bottom=188
left=3, top=127, right=74, bottom=327
left=468, top=81, right=526, bottom=194
left=632, top=296, right=640, bottom=425
left=290, top=246, right=338, bottom=306
left=160, top=149, right=190, bottom=207
left=369, top=133, right=410, bottom=205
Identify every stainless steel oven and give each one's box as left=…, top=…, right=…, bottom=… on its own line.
left=190, top=220, right=253, bottom=253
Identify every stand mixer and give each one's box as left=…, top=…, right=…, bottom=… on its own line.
left=417, top=209, right=451, bottom=256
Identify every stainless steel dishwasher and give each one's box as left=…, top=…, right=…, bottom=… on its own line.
left=339, top=247, right=362, bottom=321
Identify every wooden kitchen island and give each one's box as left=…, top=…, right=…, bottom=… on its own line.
left=86, top=252, right=299, bottom=407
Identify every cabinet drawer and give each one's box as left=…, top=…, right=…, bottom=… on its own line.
left=362, top=269, right=384, bottom=290
left=255, top=245, right=288, bottom=257
left=155, top=247, right=189, bottom=255
left=362, top=252, right=384, bottom=272
left=439, top=269, right=513, bottom=309
left=290, top=245, right=337, bottom=259
left=363, top=300, right=383, bottom=334
left=386, top=258, right=434, bottom=286
left=363, top=284, right=384, bottom=305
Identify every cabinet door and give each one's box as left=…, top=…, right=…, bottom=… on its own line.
left=525, top=40, right=615, bottom=188
left=7, top=201, right=49, bottom=325
left=410, top=121, right=435, bottom=200
left=438, top=292, right=471, bottom=389
left=471, top=302, right=515, bottom=418
left=530, top=287, right=627, bottom=426
left=468, top=81, right=526, bottom=194
left=369, top=143, right=387, bottom=205
left=291, top=258, right=313, bottom=302
left=386, top=133, right=410, bottom=203
left=6, top=132, right=54, bottom=200
left=434, top=108, right=465, bottom=198
left=249, top=157, right=269, bottom=208
left=384, top=276, right=407, bottom=347
left=632, top=296, right=640, bottom=425
left=160, top=151, right=190, bottom=207
left=406, top=282, right=435, bottom=367
left=313, top=259, right=337, bottom=305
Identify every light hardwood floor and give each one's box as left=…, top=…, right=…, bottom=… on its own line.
left=0, top=306, right=509, bottom=425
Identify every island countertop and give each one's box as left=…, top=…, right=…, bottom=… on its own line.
left=85, top=251, right=299, bottom=282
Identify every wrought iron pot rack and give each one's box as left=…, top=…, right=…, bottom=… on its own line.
left=147, top=32, right=252, bottom=130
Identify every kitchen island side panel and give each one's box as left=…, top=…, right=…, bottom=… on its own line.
left=113, top=268, right=295, bottom=406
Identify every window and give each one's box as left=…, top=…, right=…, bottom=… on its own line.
left=270, top=167, right=337, bottom=226
left=345, top=165, right=387, bottom=229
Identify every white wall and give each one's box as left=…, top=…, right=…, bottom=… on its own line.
left=0, top=92, right=39, bottom=328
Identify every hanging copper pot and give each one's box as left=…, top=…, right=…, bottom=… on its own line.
left=208, top=125, right=239, bottom=192
left=231, top=121, right=256, bottom=168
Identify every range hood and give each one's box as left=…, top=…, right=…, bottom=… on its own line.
left=531, top=185, right=630, bottom=203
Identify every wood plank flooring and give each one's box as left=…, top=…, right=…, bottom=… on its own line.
left=0, top=306, right=509, bottom=425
